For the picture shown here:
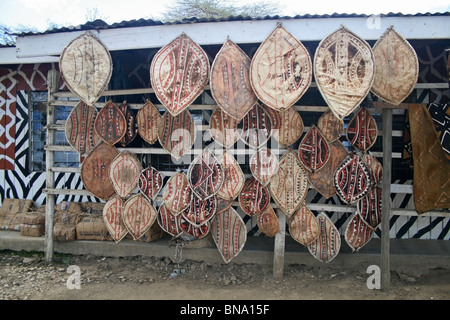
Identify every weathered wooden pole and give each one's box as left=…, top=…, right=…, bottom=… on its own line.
left=273, top=210, right=286, bottom=279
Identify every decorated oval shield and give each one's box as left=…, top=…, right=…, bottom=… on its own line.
left=118, top=102, right=137, bottom=147
left=59, top=31, right=112, bottom=106
left=257, top=205, right=279, bottom=237
left=179, top=214, right=210, bottom=240
left=238, top=177, right=271, bottom=216
left=109, top=151, right=142, bottom=199
left=182, top=195, right=217, bottom=227
left=345, top=212, right=374, bottom=252
left=307, top=213, right=341, bottom=263
left=298, top=125, right=330, bottom=173
left=211, top=207, right=247, bottom=264
left=357, top=187, right=382, bottom=230
left=217, top=151, right=245, bottom=201
left=94, top=100, right=127, bottom=145
left=289, top=204, right=319, bottom=246
left=314, top=26, right=374, bottom=120
left=334, top=153, right=372, bottom=204
left=188, top=149, right=224, bottom=200
left=216, top=196, right=234, bottom=215
left=209, top=108, right=240, bottom=149
left=102, top=195, right=127, bottom=243
left=65, top=101, right=100, bottom=155
left=371, top=26, right=419, bottom=105
left=250, top=23, right=312, bottom=111
left=317, top=109, right=344, bottom=142
left=269, top=150, right=308, bottom=217
left=250, top=147, right=279, bottom=186
left=263, top=105, right=281, bottom=139
left=80, top=142, right=118, bottom=200
left=346, top=108, right=378, bottom=152
left=272, top=106, right=304, bottom=146
left=158, top=109, right=196, bottom=159
left=363, top=153, right=383, bottom=187
left=136, top=100, right=161, bottom=145
left=157, top=203, right=183, bottom=237
left=139, top=166, right=164, bottom=202
left=162, top=171, right=192, bottom=215
left=122, top=194, right=157, bottom=240
left=150, top=33, right=210, bottom=116
left=210, top=38, right=257, bottom=121
left=238, top=102, right=272, bottom=149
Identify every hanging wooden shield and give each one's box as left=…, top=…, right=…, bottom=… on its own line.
left=250, top=23, right=312, bottom=111
left=346, top=108, right=378, bottom=152
left=65, top=101, right=100, bottom=155
left=371, top=26, right=419, bottom=106
left=217, top=151, right=245, bottom=201
left=94, top=100, right=127, bottom=145
left=179, top=214, right=210, bottom=240
left=269, top=150, right=308, bottom=217
left=362, top=153, right=383, bottom=187
left=182, top=195, right=217, bottom=227
left=250, top=147, right=279, bottom=186
left=257, top=205, right=279, bottom=237
left=157, top=203, right=183, bottom=237
left=238, top=102, right=272, bottom=149
left=162, top=171, right=192, bottom=215
left=103, top=195, right=127, bottom=243
left=188, top=149, right=224, bottom=200
left=59, top=31, right=112, bottom=106
left=118, top=102, right=137, bottom=147
left=210, top=38, right=257, bottom=121
left=314, top=26, right=374, bottom=120
left=298, top=125, right=330, bottom=173
left=272, top=106, right=304, bottom=146
left=239, top=177, right=271, bottom=216
left=139, top=166, right=164, bottom=202
left=308, top=140, right=348, bottom=199
left=307, top=213, right=341, bottom=263
left=109, top=151, right=142, bottom=199
left=136, top=100, right=161, bottom=145
left=211, top=207, right=247, bottom=264
left=150, top=33, right=210, bottom=116
left=122, top=194, right=157, bottom=240
left=357, top=187, right=382, bottom=230
left=209, top=108, right=240, bottom=149
left=216, top=196, right=234, bottom=214
left=158, top=109, right=196, bottom=159
left=334, top=153, right=372, bottom=204
left=289, top=204, right=319, bottom=246
left=317, top=109, right=344, bottom=142
left=345, top=212, right=374, bottom=252
left=81, top=142, right=118, bottom=200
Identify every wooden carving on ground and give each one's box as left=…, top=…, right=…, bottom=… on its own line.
left=162, top=171, right=192, bottom=215
left=357, top=186, right=382, bottom=229
left=307, top=213, right=341, bottom=263
left=238, top=103, right=272, bottom=149
left=346, top=108, right=378, bottom=152
left=139, top=166, right=164, bottom=203
left=136, top=100, right=161, bottom=145
left=182, top=195, right=217, bottom=227
left=209, top=108, right=240, bottom=149
left=216, top=151, right=245, bottom=201
left=317, top=109, right=344, bottom=142
left=59, top=31, right=112, bottom=106
left=80, top=142, right=118, bottom=200
left=150, top=33, right=209, bottom=116
left=250, top=23, right=312, bottom=111
left=118, top=102, right=137, bottom=147
left=314, top=26, right=374, bottom=120
left=157, top=203, right=183, bottom=237
left=238, top=177, right=271, bottom=216
left=250, top=147, right=279, bottom=186
left=272, top=106, right=304, bottom=147
left=210, top=38, right=257, bottom=121
left=109, top=151, right=142, bottom=199
left=122, top=194, right=157, bottom=240
left=188, top=149, right=224, bottom=200
left=257, top=205, right=279, bottom=237
left=298, top=125, right=330, bottom=173
left=371, top=26, right=419, bottom=105
left=345, top=213, right=374, bottom=252
left=289, top=204, right=319, bottom=246
left=94, top=101, right=127, bottom=145
left=65, top=101, right=100, bottom=155
left=103, top=195, right=127, bottom=243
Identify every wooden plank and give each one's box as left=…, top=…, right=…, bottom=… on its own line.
left=273, top=209, right=286, bottom=279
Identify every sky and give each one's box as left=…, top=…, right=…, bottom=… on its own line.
left=0, top=0, right=449, bottom=31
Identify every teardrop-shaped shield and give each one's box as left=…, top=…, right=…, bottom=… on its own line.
left=209, top=108, right=240, bottom=149
left=217, top=151, right=245, bottom=200
left=157, top=203, right=183, bottom=237
left=239, top=177, right=271, bottom=216
left=122, top=194, right=157, bottom=240
left=118, top=103, right=137, bottom=147
left=210, top=38, right=257, bottom=121
left=363, top=153, right=383, bottom=187
left=137, top=100, right=161, bottom=145
left=182, top=195, right=217, bottom=227
left=257, top=205, right=279, bottom=237
left=103, top=195, right=128, bottom=243
left=188, top=149, right=224, bottom=200
left=346, top=108, right=378, bottom=152
left=238, top=102, right=272, bottom=149
left=150, top=33, right=210, bottom=116
left=139, top=166, right=164, bottom=202
left=109, top=151, right=142, bottom=199
left=179, top=214, right=210, bottom=240
left=345, top=212, right=374, bottom=252
left=317, top=109, right=344, bottom=142
left=94, top=101, right=127, bottom=145
left=357, top=186, right=382, bottom=229
left=298, top=125, right=330, bottom=173
left=289, top=204, right=319, bottom=246
left=273, top=106, right=304, bottom=146
left=250, top=147, right=279, bottom=186
left=162, top=171, right=192, bottom=215
left=250, top=23, right=312, bottom=111
left=307, top=213, right=341, bottom=263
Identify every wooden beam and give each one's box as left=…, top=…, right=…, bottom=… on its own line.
left=273, top=210, right=286, bottom=279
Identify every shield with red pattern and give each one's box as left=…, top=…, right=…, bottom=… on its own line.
left=103, top=195, right=128, bottom=243
left=238, top=177, right=271, bottom=216
left=139, top=166, right=164, bottom=202
left=188, top=149, right=224, bottom=200
left=346, top=108, right=378, bottom=152
left=122, top=194, right=157, bottom=240
left=94, top=101, right=127, bottom=145
left=298, top=125, right=330, bottom=173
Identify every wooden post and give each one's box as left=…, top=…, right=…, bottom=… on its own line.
left=381, top=107, right=393, bottom=292
left=273, top=209, right=286, bottom=279
left=44, top=69, right=59, bottom=263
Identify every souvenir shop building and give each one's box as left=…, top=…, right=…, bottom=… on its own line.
left=0, top=13, right=449, bottom=287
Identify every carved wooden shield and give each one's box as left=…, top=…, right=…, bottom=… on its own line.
left=298, top=125, right=330, bottom=173
left=162, top=171, right=192, bottom=215
left=65, top=101, right=100, bottom=155
left=250, top=147, right=279, bottom=186
left=238, top=103, right=272, bottom=149
left=209, top=108, right=240, bottom=149
left=118, top=103, right=137, bottom=147
left=59, top=31, right=112, bottom=106
left=272, top=106, right=304, bottom=146
left=211, top=207, right=247, bottom=264
left=182, top=195, right=217, bottom=227
left=94, top=101, right=127, bottom=145
left=238, top=177, right=271, bottom=216
left=250, top=23, right=312, bottom=111
left=139, top=166, right=164, bottom=202
left=317, top=109, right=344, bottom=142
left=210, top=38, right=257, bottom=121
left=346, top=108, right=378, bottom=152
left=103, top=195, right=127, bottom=243
left=109, top=151, right=142, bottom=199
left=371, top=26, right=419, bottom=105
left=269, top=150, right=308, bottom=217
left=345, top=213, right=374, bottom=252
left=137, top=100, right=161, bottom=145
left=307, top=213, right=341, bottom=263
left=157, top=203, right=182, bottom=237
left=357, top=187, right=382, bottom=229
left=334, top=153, right=372, bottom=204
left=314, top=26, right=374, bottom=120
left=188, top=149, right=224, bottom=200
left=257, top=205, right=279, bottom=237
left=217, top=151, right=245, bottom=200
left=150, top=33, right=210, bottom=116
left=81, top=142, right=118, bottom=200
left=179, top=214, right=210, bottom=240
left=289, top=204, right=319, bottom=246
left=122, top=194, right=157, bottom=240
left=363, top=153, right=383, bottom=187
left=309, top=140, right=348, bottom=199
left=158, top=109, right=196, bottom=159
